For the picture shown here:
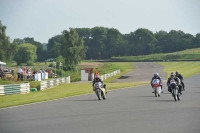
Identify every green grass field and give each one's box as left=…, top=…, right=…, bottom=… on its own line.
left=158, top=61, right=200, bottom=78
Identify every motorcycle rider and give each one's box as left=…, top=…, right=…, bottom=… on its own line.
left=151, top=73, right=163, bottom=93
left=92, top=72, right=107, bottom=93
left=167, top=72, right=183, bottom=94
left=175, top=71, right=185, bottom=91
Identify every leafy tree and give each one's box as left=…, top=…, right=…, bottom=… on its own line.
left=181, top=33, right=194, bottom=49
left=131, top=28, right=157, bottom=55
left=47, top=35, right=64, bottom=58
left=23, top=37, right=46, bottom=61
left=12, top=37, right=47, bottom=61
left=154, top=30, right=168, bottom=53
left=75, top=28, right=92, bottom=39
left=159, top=30, right=191, bottom=53
left=55, top=55, right=65, bottom=69
left=117, top=34, right=131, bottom=56
left=13, top=38, right=24, bottom=45
left=61, top=28, right=88, bottom=71
left=0, top=21, right=9, bottom=62
left=14, top=43, right=37, bottom=65
left=75, top=28, right=93, bottom=59
left=9, top=40, right=18, bottom=63
left=3, top=37, right=11, bottom=63
left=105, top=28, right=122, bottom=58
left=90, top=27, right=108, bottom=59
left=192, top=33, right=200, bottom=48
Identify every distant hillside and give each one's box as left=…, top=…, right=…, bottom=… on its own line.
left=111, top=48, right=200, bottom=61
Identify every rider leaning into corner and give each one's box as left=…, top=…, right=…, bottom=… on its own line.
left=92, top=72, right=107, bottom=94
left=167, top=72, right=183, bottom=95
left=175, top=71, right=185, bottom=91
left=151, top=72, right=163, bottom=93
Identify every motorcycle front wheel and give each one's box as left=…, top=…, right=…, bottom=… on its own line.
left=155, top=91, right=158, bottom=97
left=95, top=89, right=101, bottom=100
left=102, top=92, right=106, bottom=100
left=154, top=88, right=158, bottom=97
left=177, top=93, right=181, bottom=101
left=173, top=89, right=178, bottom=101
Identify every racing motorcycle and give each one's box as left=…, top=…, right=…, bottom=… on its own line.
left=93, top=82, right=106, bottom=100
left=152, top=79, right=162, bottom=97
left=169, top=79, right=181, bottom=101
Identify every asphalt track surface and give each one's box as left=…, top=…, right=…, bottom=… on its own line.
left=0, top=73, right=200, bottom=133
left=113, top=62, right=167, bottom=82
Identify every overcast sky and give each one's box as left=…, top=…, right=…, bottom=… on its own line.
left=0, top=0, right=200, bottom=43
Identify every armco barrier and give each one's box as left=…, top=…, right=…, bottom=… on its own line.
left=100, top=70, right=120, bottom=81
left=0, top=83, right=30, bottom=95
left=40, top=76, right=70, bottom=90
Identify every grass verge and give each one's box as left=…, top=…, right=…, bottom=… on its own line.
left=157, top=61, right=200, bottom=78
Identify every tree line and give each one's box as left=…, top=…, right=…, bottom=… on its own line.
left=0, top=20, right=200, bottom=70
left=48, top=27, right=200, bottom=60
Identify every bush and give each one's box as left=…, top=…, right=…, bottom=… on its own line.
left=20, top=63, right=26, bottom=66
left=48, top=63, right=54, bottom=67
left=27, top=61, right=34, bottom=66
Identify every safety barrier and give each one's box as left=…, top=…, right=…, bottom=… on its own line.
left=100, top=70, right=120, bottom=81
left=40, top=76, right=70, bottom=90
left=0, top=83, right=30, bottom=95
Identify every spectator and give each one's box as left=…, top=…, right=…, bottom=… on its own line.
left=17, top=67, right=23, bottom=81
left=48, top=69, right=53, bottom=78
left=27, top=68, right=31, bottom=80
left=0, top=67, right=2, bottom=78
left=23, top=67, right=27, bottom=80
left=11, top=70, right=14, bottom=76
left=39, top=69, right=43, bottom=73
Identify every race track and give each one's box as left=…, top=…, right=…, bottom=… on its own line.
left=0, top=74, right=200, bottom=133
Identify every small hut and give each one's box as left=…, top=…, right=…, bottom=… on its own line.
left=78, top=62, right=104, bottom=81
left=81, top=68, right=94, bottom=81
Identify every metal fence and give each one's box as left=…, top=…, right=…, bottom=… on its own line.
left=0, top=83, right=30, bottom=95
left=40, top=76, right=70, bottom=90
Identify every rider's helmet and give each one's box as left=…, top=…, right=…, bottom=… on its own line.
left=154, top=73, right=159, bottom=78
left=170, top=72, right=175, bottom=78
left=175, top=71, right=179, bottom=76
left=94, top=71, right=100, bottom=78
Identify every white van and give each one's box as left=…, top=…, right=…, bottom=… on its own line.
left=0, top=61, right=6, bottom=70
